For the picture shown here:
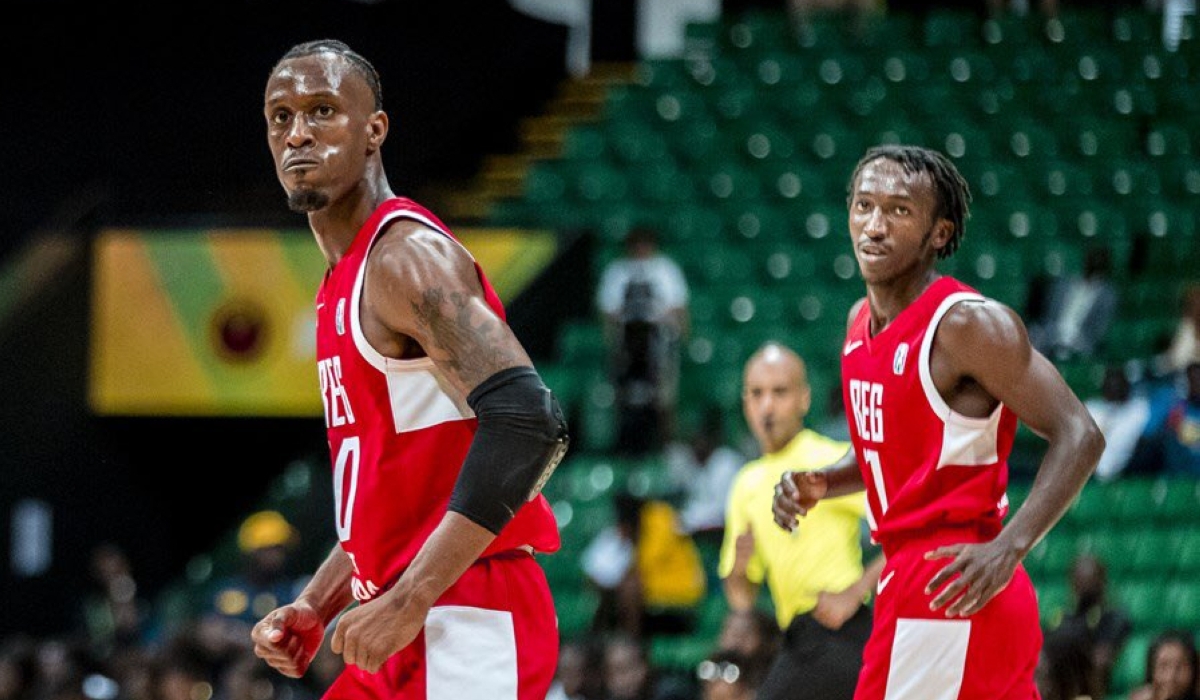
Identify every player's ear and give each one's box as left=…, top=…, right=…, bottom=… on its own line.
left=367, top=111, right=388, bottom=153
left=930, top=218, right=954, bottom=253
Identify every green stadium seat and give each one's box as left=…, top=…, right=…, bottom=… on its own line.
left=1164, top=583, right=1200, bottom=628
left=522, top=162, right=567, bottom=204
left=1026, top=533, right=1078, bottom=579
left=561, top=125, right=608, bottom=161
left=1112, top=8, right=1156, bottom=46
left=1144, top=122, right=1194, bottom=158
left=1112, top=632, right=1153, bottom=695
left=1159, top=480, right=1200, bottom=521
left=1171, top=526, right=1200, bottom=574
left=759, top=161, right=831, bottom=202
left=1037, top=580, right=1071, bottom=628
left=695, top=162, right=764, bottom=202
left=1110, top=477, right=1168, bottom=523
left=557, top=321, right=606, bottom=365
left=1118, top=579, right=1168, bottom=629
left=923, top=10, right=982, bottom=47
left=1161, top=159, right=1200, bottom=200
left=1027, top=238, right=1085, bottom=279
left=660, top=204, right=724, bottom=245
left=570, top=161, right=629, bottom=203
left=553, top=587, right=599, bottom=639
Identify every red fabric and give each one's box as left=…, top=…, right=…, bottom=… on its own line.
left=322, top=552, right=559, bottom=699
left=841, top=276, right=1017, bottom=550
left=315, top=197, right=559, bottom=602
left=854, top=529, right=1042, bottom=700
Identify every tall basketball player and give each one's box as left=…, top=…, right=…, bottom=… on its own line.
left=773, top=145, right=1104, bottom=700
left=251, top=39, right=568, bottom=700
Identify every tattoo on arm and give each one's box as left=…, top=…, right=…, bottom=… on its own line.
left=410, top=286, right=522, bottom=388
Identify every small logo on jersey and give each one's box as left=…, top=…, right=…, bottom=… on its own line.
left=877, top=570, right=896, bottom=596
left=893, top=343, right=909, bottom=375
left=335, top=298, right=346, bottom=336
left=844, top=340, right=864, bottom=356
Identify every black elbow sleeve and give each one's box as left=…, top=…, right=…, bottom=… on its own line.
left=448, top=366, right=570, bottom=535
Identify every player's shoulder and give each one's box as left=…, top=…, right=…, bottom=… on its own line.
left=369, top=216, right=472, bottom=279
left=935, top=293, right=1031, bottom=366
left=939, top=294, right=1025, bottom=340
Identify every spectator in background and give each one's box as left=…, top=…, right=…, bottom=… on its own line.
left=596, top=227, right=690, bottom=456
left=205, top=511, right=306, bottom=631
left=1050, top=553, right=1132, bottom=699
left=1084, top=364, right=1152, bottom=482
left=720, top=342, right=883, bottom=700
left=602, top=634, right=691, bottom=700
left=80, top=542, right=150, bottom=661
left=1158, top=362, right=1200, bottom=476
left=0, top=636, right=37, bottom=700
left=582, top=491, right=707, bottom=639
left=547, top=639, right=604, bottom=700
left=714, top=608, right=781, bottom=680
left=664, top=406, right=746, bottom=541
left=696, top=648, right=768, bottom=700
left=1129, top=631, right=1200, bottom=700
left=1036, top=624, right=1100, bottom=700
left=1029, top=246, right=1119, bottom=361
left=1156, top=283, right=1200, bottom=379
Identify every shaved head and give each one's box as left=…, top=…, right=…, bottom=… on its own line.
left=743, top=342, right=811, bottom=454
left=745, top=342, right=807, bottom=385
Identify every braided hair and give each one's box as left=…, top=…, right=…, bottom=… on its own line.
left=847, top=144, right=972, bottom=260
left=273, top=39, right=383, bottom=111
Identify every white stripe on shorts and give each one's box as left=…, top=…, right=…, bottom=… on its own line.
left=425, top=605, right=517, bottom=700
left=883, top=618, right=971, bottom=700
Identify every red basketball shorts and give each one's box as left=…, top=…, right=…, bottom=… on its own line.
left=322, top=550, right=558, bottom=700
left=854, top=530, right=1042, bottom=700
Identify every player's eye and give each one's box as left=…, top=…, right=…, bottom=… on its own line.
left=270, top=110, right=291, bottom=125
left=315, top=104, right=336, bottom=118
left=895, top=206, right=911, bottom=216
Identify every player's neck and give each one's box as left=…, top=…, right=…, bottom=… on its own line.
left=310, top=176, right=396, bottom=266
left=865, top=269, right=940, bottom=335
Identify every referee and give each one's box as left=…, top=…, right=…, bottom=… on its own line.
left=719, top=342, right=884, bottom=700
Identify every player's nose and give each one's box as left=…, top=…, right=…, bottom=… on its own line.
left=863, top=207, right=887, bottom=237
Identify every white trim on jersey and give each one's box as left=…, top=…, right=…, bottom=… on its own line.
left=425, top=605, right=518, bottom=700
left=884, top=618, right=971, bottom=700
left=349, top=210, right=476, bottom=433
left=918, top=292, right=1004, bottom=469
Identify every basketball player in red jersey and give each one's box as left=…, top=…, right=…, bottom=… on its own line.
left=772, top=144, right=1105, bottom=700
left=250, top=40, right=568, bottom=699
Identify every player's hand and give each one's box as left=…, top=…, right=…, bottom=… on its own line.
left=813, top=587, right=863, bottom=631
left=331, top=589, right=428, bottom=674
left=772, top=470, right=828, bottom=532
left=251, top=602, right=326, bottom=678
left=924, top=539, right=1021, bottom=617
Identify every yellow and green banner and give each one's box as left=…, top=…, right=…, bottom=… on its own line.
left=89, top=226, right=556, bottom=416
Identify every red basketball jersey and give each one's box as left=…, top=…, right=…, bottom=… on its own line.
left=314, top=197, right=560, bottom=602
left=841, top=276, right=1017, bottom=550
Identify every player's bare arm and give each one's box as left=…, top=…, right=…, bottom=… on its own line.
left=330, top=219, right=567, bottom=672
left=773, top=447, right=864, bottom=532
left=772, top=299, right=869, bottom=532
left=362, top=219, right=532, bottom=391
left=922, top=299, right=1104, bottom=617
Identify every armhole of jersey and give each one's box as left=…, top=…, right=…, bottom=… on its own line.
left=917, top=292, right=989, bottom=422
left=350, top=210, right=463, bottom=374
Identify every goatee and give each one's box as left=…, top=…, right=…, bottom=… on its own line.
left=288, top=190, right=330, bottom=212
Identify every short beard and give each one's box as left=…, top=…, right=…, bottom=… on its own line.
left=287, top=190, right=330, bottom=213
